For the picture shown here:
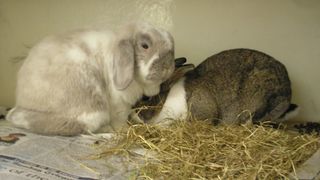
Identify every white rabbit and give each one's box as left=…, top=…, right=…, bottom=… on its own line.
left=6, top=22, right=175, bottom=136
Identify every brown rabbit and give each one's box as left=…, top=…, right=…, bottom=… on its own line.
left=132, top=49, right=295, bottom=125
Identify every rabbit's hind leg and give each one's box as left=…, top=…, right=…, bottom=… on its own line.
left=6, top=107, right=107, bottom=136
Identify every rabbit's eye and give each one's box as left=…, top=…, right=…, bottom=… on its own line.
left=141, top=43, right=149, bottom=49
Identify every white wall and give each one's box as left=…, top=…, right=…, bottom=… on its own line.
left=0, top=0, right=319, bottom=122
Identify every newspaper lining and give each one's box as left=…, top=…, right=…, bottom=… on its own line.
left=0, top=121, right=134, bottom=180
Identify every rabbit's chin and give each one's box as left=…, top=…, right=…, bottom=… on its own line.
left=143, top=84, right=160, bottom=97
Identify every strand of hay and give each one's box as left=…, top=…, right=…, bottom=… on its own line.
left=98, top=120, right=320, bottom=179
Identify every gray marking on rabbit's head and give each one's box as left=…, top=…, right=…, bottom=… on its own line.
left=113, top=22, right=175, bottom=91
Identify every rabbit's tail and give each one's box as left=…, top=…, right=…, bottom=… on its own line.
left=280, top=104, right=320, bottom=135
left=278, top=104, right=300, bottom=122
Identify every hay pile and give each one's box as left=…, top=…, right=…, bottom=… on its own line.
left=99, top=120, right=320, bottom=179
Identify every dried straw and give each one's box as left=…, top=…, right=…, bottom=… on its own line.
left=98, top=120, right=320, bottom=179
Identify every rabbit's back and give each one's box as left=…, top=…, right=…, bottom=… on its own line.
left=16, top=30, right=112, bottom=112
left=186, top=49, right=291, bottom=123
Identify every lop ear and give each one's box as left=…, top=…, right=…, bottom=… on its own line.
left=113, top=39, right=135, bottom=90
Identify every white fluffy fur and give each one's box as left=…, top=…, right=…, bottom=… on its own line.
left=67, top=47, right=87, bottom=63
left=80, top=31, right=101, bottom=51
left=152, top=78, right=188, bottom=125
left=10, top=30, right=130, bottom=133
